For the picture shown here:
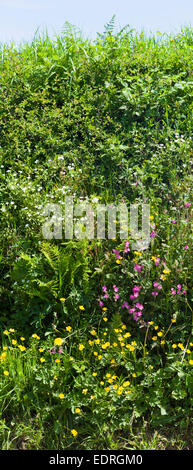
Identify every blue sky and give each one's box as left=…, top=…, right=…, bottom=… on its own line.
left=0, top=0, right=193, bottom=43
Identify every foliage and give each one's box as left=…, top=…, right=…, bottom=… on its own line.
left=1, top=22, right=193, bottom=448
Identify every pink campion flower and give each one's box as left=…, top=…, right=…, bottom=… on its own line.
left=172, top=220, right=176, bottom=224
left=102, top=286, right=107, bottom=292
left=155, top=257, right=160, bottom=266
left=150, top=231, right=156, bottom=238
left=133, top=285, right=142, bottom=293
left=184, top=245, right=188, bottom=250
left=177, top=284, right=181, bottom=291
left=124, top=240, right=130, bottom=253
left=133, top=311, right=142, bottom=321
left=134, top=264, right=144, bottom=273
left=114, top=294, right=120, bottom=301
left=104, top=293, right=109, bottom=299
left=152, top=291, right=158, bottom=296
left=99, top=300, right=104, bottom=307
left=153, top=281, right=162, bottom=290
left=130, top=294, right=135, bottom=300
left=182, top=290, right=186, bottom=294
left=129, top=308, right=136, bottom=314
left=112, top=249, right=121, bottom=259
left=171, top=288, right=176, bottom=295
left=121, top=302, right=129, bottom=309
left=184, top=202, right=191, bottom=207
left=113, top=285, right=119, bottom=292
left=135, top=302, right=144, bottom=310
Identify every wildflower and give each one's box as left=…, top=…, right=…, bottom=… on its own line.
left=92, top=372, right=97, bottom=377
left=66, top=326, right=72, bottom=332
left=55, top=359, right=60, bottom=363
left=3, top=330, right=9, bottom=335
left=12, top=340, right=17, bottom=345
left=75, top=408, right=81, bottom=414
left=3, top=371, right=9, bottom=376
left=59, top=393, right=65, bottom=399
left=32, top=334, right=40, bottom=340
left=79, top=305, right=85, bottom=310
left=152, top=336, right=157, bottom=341
left=103, top=317, right=108, bottom=322
left=150, top=231, right=156, bottom=238
left=78, top=344, right=85, bottom=351
left=123, top=381, right=130, bottom=387
left=102, top=285, right=108, bottom=292
left=18, top=345, right=26, bottom=352
left=82, top=389, right=88, bottom=394
left=60, top=298, right=66, bottom=302
left=9, top=328, right=15, bottom=333
left=20, top=337, right=25, bottom=341
left=54, top=338, right=63, bottom=346
left=134, top=264, right=144, bottom=273
left=163, top=268, right=171, bottom=275
left=91, top=329, right=96, bottom=336
left=189, top=360, right=193, bottom=365
left=39, top=348, right=44, bottom=352
left=172, top=344, right=177, bottom=349
left=40, top=358, right=45, bottom=363
left=71, top=429, right=78, bottom=437
left=105, top=387, right=110, bottom=392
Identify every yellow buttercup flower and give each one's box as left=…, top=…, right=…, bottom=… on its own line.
left=3, top=371, right=9, bottom=376
left=32, top=334, right=40, bottom=340
left=78, top=344, right=85, bottom=351
left=66, top=326, right=72, bottom=332
left=79, top=305, right=85, bottom=310
left=71, top=429, right=78, bottom=437
left=75, top=408, right=81, bottom=414
left=54, top=338, right=63, bottom=346
left=59, top=393, right=65, bottom=399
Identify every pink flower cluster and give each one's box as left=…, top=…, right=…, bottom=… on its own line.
left=152, top=281, right=162, bottom=296
left=171, top=284, right=186, bottom=295
left=124, top=240, right=130, bottom=253
left=134, top=264, right=144, bottom=273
